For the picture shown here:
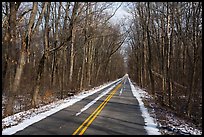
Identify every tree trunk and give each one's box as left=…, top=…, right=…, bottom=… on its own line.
left=80, top=45, right=86, bottom=90
left=4, top=2, right=37, bottom=116
left=32, top=54, right=46, bottom=107
left=5, top=35, right=26, bottom=116
left=32, top=3, right=49, bottom=107
left=69, top=26, right=76, bottom=86
left=146, top=2, right=155, bottom=97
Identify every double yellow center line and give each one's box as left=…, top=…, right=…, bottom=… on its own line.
left=72, top=81, right=123, bottom=135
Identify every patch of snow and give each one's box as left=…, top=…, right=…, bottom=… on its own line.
left=129, top=82, right=202, bottom=135
left=163, top=112, right=202, bottom=135
left=128, top=78, right=161, bottom=135
left=2, top=78, right=122, bottom=135
left=76, top=80, right=121, bottom=116
left=119, top=88, right=123, bottom=96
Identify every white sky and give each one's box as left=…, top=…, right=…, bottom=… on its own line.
left=110, top=2, right=132, bottom=24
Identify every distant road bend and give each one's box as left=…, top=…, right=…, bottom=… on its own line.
left=15, top=74, right=150, bottom=135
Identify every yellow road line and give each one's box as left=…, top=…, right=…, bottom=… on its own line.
left=72, top=82, right=122, bottom=135
left=72, top=88, right=115, bottom=135
left=72, top=83, right=121, bottom=135
left=79, top=84, right=121, bottom=135
left=72, top=93, right=111, bottom=135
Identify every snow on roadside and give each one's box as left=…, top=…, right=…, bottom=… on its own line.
left=129, top=80, right=202, bottom=135
left=128, top=78, right=161, bottom=135
left=2, top=78, right=122, bottom=135
left=76, top=80, right=121, bottom=116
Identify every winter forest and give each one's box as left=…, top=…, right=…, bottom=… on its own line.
left=2, top=2, right=202, bottom=131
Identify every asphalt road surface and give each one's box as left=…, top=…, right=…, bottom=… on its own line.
left=15, top=76, right=147, bottom=135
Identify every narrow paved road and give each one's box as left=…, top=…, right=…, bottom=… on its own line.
left=15, top=76, right=147, bottom=135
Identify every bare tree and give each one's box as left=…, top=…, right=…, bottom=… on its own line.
left=4, top=2, right=38, bottom=116
left=127, top=2, right=202, bottom=125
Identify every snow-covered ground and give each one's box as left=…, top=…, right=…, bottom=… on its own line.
left=2, top=76, right=202, bottom=135
left=128, top=77, right=161, bottom=135
left=2, top=78, right=121, bottom=135
left=130, top=81, right=202, bottom=135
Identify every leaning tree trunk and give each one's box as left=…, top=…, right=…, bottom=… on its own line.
left=4, top=2, right=37, bottom=116
left=4, top=35, right=26, bottom=116
left=32, top=3, right=50, bottom=107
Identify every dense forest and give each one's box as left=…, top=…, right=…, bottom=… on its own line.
left=2, top=2, right=126, bottom=117
left=2, top=2, right=202, bottom=128
left=127, top=2, right=202, bottom=126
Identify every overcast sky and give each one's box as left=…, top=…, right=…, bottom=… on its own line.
left=110, top=2, right=132, bottom=24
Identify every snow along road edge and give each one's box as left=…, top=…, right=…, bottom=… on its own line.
left=2, top=78, right=122, bottom=135
left=75, top=80, right=121, bottom=116
left=128, top=77, right=161, bottom=135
